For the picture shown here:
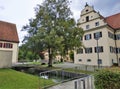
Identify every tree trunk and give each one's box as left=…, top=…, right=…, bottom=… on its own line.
left=48, top=47, right=52, bottom=67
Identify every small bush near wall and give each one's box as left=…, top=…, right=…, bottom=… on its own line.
left=94, top=68, right=120, bottom=89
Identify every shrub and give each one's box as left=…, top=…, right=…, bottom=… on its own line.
left=94, top=68, right=120, bottom=89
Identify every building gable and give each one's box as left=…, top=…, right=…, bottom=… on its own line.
left=78, top=4, right=106, bottom=31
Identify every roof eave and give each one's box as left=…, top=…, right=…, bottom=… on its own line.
left=0, top=39, right=19, bottom=43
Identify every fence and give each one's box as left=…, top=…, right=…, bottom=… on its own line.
left=39, top=70, right=94, bottom=89
left=47, top=76, right=94, bottom=89
left=74, top=65, right=110, bottom=72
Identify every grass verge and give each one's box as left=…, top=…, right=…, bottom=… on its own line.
left=0, top=69, right=54, bottom=89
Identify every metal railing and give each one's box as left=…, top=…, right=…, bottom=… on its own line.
left=74, top=65, right=110, bottom=72
left=39, top=69, right=93, bottom=89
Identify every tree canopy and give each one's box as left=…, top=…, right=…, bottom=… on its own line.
left=22, top=0, right=84, bottom=67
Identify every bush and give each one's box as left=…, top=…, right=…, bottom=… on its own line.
left=94, top=68, right=120, bottom=89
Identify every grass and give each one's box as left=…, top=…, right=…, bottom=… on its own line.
left=0, top=69, right=54, bottom=89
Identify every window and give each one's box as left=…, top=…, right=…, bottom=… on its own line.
left=115, top=48, right=120, bottom=54
left=77, top=48, right=83, bottom=54
left=118, top=48, right=120, bottom=53
left=115, top=48, right=118, bottom=53
left=79, top=59, right=82, bottom=62
left=95, top=22, right=99, bottom=26
left=3, top=43, right=13, bottom=48
left=110, top=46, right=114, bottom=53
left=85, top=34, right=91, bottom=40
left=86, top=9, right=88, bottom=12
left=94, top=32, right=102, bottom=39
left=108, top=32, right=114, bottom=39
left=85, top=47, right=92, bottom=53
left=115, top=34, right=120, bottom=40
left=87, top=59, right=91, bottom=62
left=0, top=43, right=2, bottom=48
left=98, top=59, right=102, bottom=64
left=86, top=25, right=90, bottom=29
left=95, top=46, right=103, bottom=53
left=86, top=16, right=89, bottom=22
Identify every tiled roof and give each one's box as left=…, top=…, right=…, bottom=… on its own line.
left=0, top=21, right=19, bottom=43
left=105, top=13, right=120, bottom=29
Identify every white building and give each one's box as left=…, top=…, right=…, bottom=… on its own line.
left=74, top=4, right=120, bottom=67
left=0, top=21, right=19, bottom=68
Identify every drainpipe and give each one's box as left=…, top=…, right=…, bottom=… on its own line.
left=114, top=30, right=119, bottom=66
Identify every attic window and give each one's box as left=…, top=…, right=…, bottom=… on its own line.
left=86, top=16, right=89, bottom=22
left=86, top=9, right=88, bottom=12
left=95, top=22, right=99, bottom=26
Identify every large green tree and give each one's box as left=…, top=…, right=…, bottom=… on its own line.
left=22, top=0, right=84, bottom=67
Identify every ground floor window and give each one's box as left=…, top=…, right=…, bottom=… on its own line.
left=79, top=59, right=82, bottom=62
left=98, top=59, right=102, bottom=64
left=87, top=59, right=91, bottom=62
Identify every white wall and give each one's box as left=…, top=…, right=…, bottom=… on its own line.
left=0, top=41, right=19, bottom=67
left=74, top=5, right=118, bottom=67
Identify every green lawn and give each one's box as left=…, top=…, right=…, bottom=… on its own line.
left=0, top=69, right=54, bottom=89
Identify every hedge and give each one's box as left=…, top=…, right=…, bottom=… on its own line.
left=94, top=68, right=120, bottom=89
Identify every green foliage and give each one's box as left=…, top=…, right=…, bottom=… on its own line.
left=22, top=0, right=84, bottom=67
left=0, top=69, right=54, bottom=89
left=69, top=51, right=74, bottom=62
left=94, top=68, right=120, bottom=89
left=18, top=44, right=39, bottom=61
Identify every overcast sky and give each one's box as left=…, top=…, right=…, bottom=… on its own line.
left=0, top=0, right=120, bottom=45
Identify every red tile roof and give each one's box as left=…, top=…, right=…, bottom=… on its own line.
left=105, top=13, right=120, bottom=29
left=0, top=21, right=19, bottom=43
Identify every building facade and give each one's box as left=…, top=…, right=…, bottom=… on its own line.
left=74, top=4, right=120, bottom=67
left=0, top=21, right=19, bottom=68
